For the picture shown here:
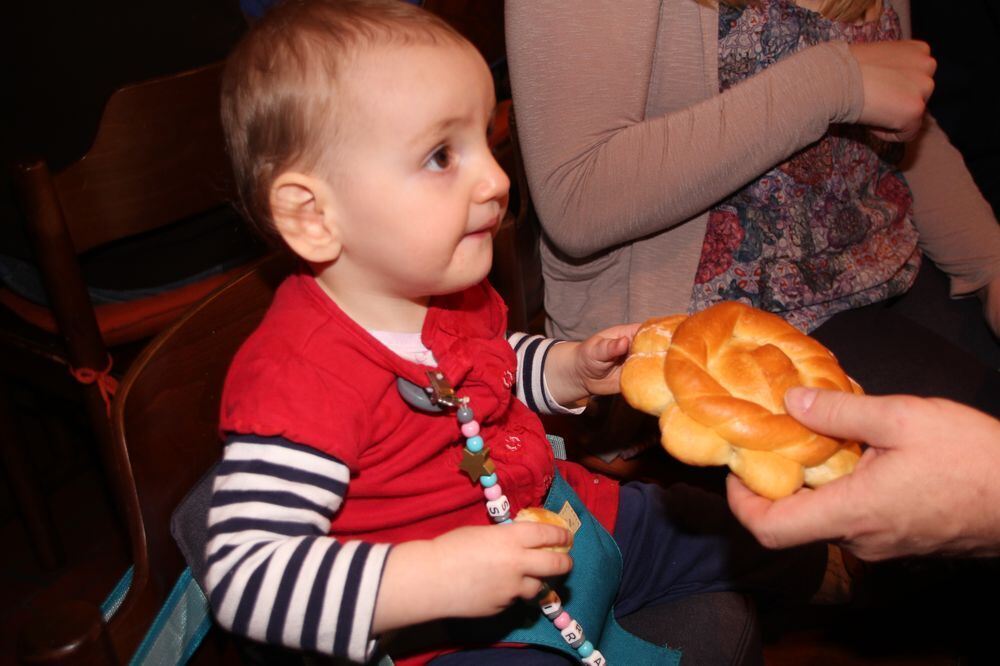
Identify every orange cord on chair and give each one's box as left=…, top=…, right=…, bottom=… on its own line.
left=71, top=355, right=120, bottom=418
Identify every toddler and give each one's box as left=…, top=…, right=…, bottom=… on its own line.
left=205, top=1, right=829, bottom=664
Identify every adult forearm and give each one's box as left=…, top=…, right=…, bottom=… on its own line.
left=508, top=1, right=862, bottom=258
left=903, top=115, right=1000, bottom=295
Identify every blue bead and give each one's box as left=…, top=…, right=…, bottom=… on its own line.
left=500, top=518, right=513, bottom=524
left=577, top=641, right=594, bottom=658
left=457, top=405, right=474, bottom=423
left=479, top=473, right=498, bottom=487
left=465, top=435, right=484, bottom=453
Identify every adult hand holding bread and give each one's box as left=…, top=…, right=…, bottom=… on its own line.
left=727, top=389, right=1000, bottom=561
left=621, top=302, right=862, bottom=499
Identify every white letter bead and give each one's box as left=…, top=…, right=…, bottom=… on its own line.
left=560, top=621, right=585, bottom=648
left=540, top=599, right=562, bottom=619
left=581, top=649, right=606, bottom=665
left=485, top=495, right=510, bottom=517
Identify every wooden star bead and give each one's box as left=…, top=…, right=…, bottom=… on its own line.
left=459, top=447, right=495, bottom=482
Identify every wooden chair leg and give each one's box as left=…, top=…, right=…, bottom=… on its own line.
left=0, top=382, right=61, bottom=570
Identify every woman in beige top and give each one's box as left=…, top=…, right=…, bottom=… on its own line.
left=507, top=0, right=1000, bottom=345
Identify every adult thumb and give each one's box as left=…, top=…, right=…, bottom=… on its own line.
left=784, top=387, right=898, bottom=449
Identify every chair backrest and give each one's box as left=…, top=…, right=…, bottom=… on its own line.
left=102, top=254, right=291, bottom=660
left=11, top=63, right=233, bottom=373
left=18, top=63, right=233, bottom=255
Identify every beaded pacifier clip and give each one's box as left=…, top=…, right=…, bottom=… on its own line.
left=397, top=370, right=607, bottom=665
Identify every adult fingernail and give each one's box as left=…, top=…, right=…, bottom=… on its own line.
left=785, top=387, right=818, bottom=414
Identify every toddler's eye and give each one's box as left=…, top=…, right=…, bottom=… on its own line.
left=425, top=146, right=453, bottom=172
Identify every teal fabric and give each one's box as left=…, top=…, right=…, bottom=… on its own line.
left=500, top=471, right=681, bottom=665
left=129, top=568, right=212, bottom=666
left=129, top=569, right=212, bottom=666
left=101, top=565, right=212, bottom=666
left=100, top=565, right=134, bottom=622
left=546, top=434, right=567, bottom=461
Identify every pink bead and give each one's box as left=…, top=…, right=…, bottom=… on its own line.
left=461, top=421, right=480, bottom=438
left=484, top=485, right=503, bottom=501
left=553, top=611, right=571, bottom=630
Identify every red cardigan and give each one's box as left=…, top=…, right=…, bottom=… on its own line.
left=220, top=270, right=619, bottom=545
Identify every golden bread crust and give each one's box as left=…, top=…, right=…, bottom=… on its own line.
left=514, top=507, right=573, bottom=553
left=620, top=302, right=863, bottom=499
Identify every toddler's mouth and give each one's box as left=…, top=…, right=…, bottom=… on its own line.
left=468, top=213, right=501, bottom=237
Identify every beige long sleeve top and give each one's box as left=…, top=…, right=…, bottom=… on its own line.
left=507, top=0, right=1000, bottom=339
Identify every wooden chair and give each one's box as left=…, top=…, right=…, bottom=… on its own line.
left=1, top=62, right=260, bottom=567
left=17, top=254, right=293, bottom=665
left=4, top=61, right=250, bottom=362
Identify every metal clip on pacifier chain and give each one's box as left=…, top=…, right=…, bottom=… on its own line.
left=394, top=370, right=607, bottom=665
left=396, top=370, right=463, bottom=412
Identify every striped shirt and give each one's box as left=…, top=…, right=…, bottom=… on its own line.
left=205, top=334, right=575, bottom=660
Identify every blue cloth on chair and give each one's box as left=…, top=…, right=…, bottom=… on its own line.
left=100, top=566, right=212, bottom=666
left=0, top=254, right=250, bottom=306
left=424, top=470, right=681, bottom=664
left=502, top=471, right=680, bottom=664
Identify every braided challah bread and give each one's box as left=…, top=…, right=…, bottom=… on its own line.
left=620, top=301, right=862, bottom=499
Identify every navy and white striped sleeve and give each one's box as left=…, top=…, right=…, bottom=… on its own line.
left=506, top=333, right=586, bottom=415
left=204, top=435, right=390, bottom=661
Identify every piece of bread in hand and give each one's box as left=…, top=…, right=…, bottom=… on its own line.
left=620, top=301, right=863, bottom=499
left=514, top=507, right=573, bottom=553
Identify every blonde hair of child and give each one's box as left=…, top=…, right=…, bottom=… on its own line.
left=723, top=0, right=877, bottom=23
left=220, top=0, right=467, bottom=245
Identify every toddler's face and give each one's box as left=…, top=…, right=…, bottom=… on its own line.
left=326, top=40, right=509, bottom=321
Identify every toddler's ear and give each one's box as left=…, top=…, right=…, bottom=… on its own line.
left=270, top=172, right=342, bottom=262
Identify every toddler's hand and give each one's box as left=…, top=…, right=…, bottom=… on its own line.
left=545, top=323, right=641, bottom=405
left=574, top=323, right=642, bottom=396
left=428, top=523, right=574, bottom=618
left=373, top=523, right=572, bottom=633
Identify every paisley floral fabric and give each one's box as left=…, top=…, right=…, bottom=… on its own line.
left=692, top=0, right=920, bottom=331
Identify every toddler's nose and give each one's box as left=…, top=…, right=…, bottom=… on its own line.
left=475, top=154, right=510, bottom=204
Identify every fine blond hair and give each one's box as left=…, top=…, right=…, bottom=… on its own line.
left=220, top=0, right=466, bottom=244
left=723, top=0, right=877, bottom=23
